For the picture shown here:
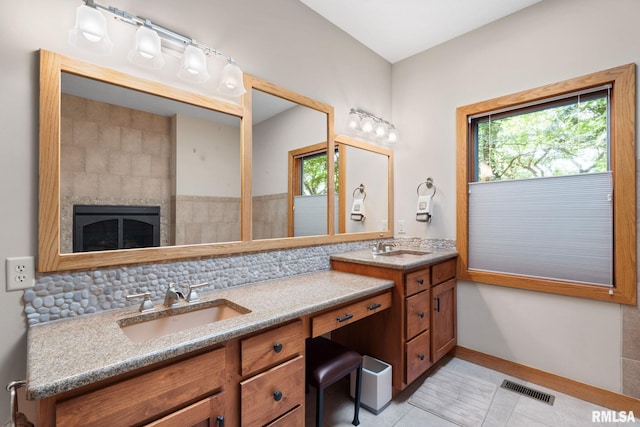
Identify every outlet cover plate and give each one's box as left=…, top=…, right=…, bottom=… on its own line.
left=6, top=256, right=35, bottom=291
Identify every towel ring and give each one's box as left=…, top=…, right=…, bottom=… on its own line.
left=353, top=184, right=366, bottom=201
left=417, top=178, right=436, bottom=198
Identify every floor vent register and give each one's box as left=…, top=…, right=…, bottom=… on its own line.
left=500, top=379, right=555, bottom=405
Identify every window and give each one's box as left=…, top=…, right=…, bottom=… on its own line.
left=288, top=143, right=342, bottom=236
left=456, top=64, right=636, bottom=304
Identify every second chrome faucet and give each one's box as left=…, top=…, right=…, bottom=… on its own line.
left=164, top=282, right=209, bottom=308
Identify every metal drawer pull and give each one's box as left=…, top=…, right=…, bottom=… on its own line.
left=337, top=314, right=354, bottom=322
left=367, top=303, right=382, bottom=310
left=217, top=415, right=225, bottom=427
left=434, top=297, right=441, bottom=312
left=273, top=391, right=283, bottom=401
left=273, top=343, right=283, bottom=353
left=418, top=354, right=425, bottom=361
left=418, top=311, right=425, bottom=318
left=417, top=278, right=424, bottom=285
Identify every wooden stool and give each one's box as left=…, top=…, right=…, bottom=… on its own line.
left=306, top=337, right=363, bottom=427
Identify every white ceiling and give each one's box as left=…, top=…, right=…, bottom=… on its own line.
left=299, top=0, right=542, bottom=63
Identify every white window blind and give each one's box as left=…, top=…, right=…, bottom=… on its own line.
left=293, top=194, right=339, bottom=236
left=468, top=172, right=613, bottom=286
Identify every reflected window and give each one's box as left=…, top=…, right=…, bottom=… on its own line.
left=297, top=149, right=339, bottom=195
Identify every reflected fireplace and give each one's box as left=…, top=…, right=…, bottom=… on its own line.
left=73, top=205, right=160, bottom=252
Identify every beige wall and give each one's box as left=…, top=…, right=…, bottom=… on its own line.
left=0, top=0, right=391, bottom=421
left=391, top=0, right=639, bottom=394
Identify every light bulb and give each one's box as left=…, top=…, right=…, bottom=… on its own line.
left=128, top=26, right=165, bottom=70
left=68, top=4, right=113, bottom=54
left=217, top=61, right=247, bottom=97
left=386, top=127, right=399, bottom=143
left=360, top=116, right=374, bottom=134
left=374, top=122, right=388, bottom=138
left=346, top=111, right=360, bottom=131
left=178, top=45, right=209, bottom=83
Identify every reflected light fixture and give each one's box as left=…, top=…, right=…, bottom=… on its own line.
left=345, top=108, right=399, bottom=145
left=69, top=0, right=247, bottom=96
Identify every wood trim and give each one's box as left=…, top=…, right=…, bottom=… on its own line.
left=456, top=64, right=636, bottom=305
left=241, top=73, right=253, bottom=242
left=337, top=143, right=347, bottom=233
left=38, top=50, right=392, bottom=272
left=454, top=346, right=640, bottom=413
left=287, top=142, right=330, bottom=237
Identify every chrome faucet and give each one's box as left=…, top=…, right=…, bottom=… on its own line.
left=164, top=283, right=184, bottom=308
left=373, top=241, right=395, bottom=253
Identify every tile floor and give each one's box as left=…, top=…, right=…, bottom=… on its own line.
left=304, top=357, right=618, bottom=426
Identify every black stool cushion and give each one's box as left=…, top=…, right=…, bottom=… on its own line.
left=306, top=337, right=363, bottom=388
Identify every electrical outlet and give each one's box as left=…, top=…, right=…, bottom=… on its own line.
left=6, top=256, right=35, bottom=291
left=397, top=219, right=406, bottom=234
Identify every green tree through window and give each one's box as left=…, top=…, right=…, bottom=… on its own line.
left=300, top=150, right=339, bottom=195
left=474, top=92, right=608, bottom=182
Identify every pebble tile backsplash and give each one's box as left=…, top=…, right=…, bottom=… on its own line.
left=23, top=238, right=455, bottom=325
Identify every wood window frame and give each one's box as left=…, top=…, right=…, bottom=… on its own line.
left=456, top=64, right=636, bottom=305
left=287, top=143, right=345, bottom=236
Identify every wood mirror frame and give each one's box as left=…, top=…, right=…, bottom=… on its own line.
left=38, top=50, right=393, bottom=272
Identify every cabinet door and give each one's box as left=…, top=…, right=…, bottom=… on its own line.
left=406, top=290, right=430, bottom=340
left=432, top=279, right=457, bottom=362
left=145, top=391, right=225, bottom=427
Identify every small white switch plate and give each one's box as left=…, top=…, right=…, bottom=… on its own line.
left=397, top=220, right=406, bottom=234
left=6, top=256, right=35, bottom=291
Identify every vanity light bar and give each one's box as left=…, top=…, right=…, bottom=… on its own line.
left=346, top=108, right=399, bottom=144
left=83, top=0, right=233, bottom=62
left=71, top=0, right=247, bottom=96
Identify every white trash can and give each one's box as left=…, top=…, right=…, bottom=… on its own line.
left=350, top=355, right=392, bottom=414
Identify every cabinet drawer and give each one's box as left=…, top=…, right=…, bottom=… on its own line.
left=312, top=291, right=392, bottom=338
left=241, top=320, right=303, bottom=376
left=241, top=355, right=305, bottom=426
left=145, top=391, right=225, bottom=427
left=56, top=347, right=226, bottom=427
left=406, top=290, right=430, bottom=340
left=432, top=258, right=456, bottom=285
left=406, top=331, right=431, bottom=385
left=405, top=269, right=430, bottom=296
left=265, top=405, right=304, bottom=427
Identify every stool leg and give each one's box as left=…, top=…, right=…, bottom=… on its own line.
left=316, top=386, right=324, bottom=427
left=352, top=363, right=362, bottom=426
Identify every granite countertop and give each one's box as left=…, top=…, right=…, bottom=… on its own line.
left=330, top=246, right=458, bottom=270
left=26, top=270, right=394, bottom=400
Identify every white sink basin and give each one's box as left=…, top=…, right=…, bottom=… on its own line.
left=118, top=299, right=250, bottom=343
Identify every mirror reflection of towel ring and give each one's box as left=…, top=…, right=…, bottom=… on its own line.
left=416, top=177, right=436, bottom=198
left=353, top=184, right=366, bottom=201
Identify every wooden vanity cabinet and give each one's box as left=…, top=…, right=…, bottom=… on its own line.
left=331, top=256, right=457, bottom=392
left=145, top=391, right=226, bottom=427
left=42, top=346, right=227, bottom=427
left=239, top=320, right=305, bottom=426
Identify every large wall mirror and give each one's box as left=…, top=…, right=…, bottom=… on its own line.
left=39, top=50, right=392, bottom=272
left=60, top=73, right=242, bottom=253
left=249, top=79, right=333, bottom=239
left=336, top=135, right=392, bottom=235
